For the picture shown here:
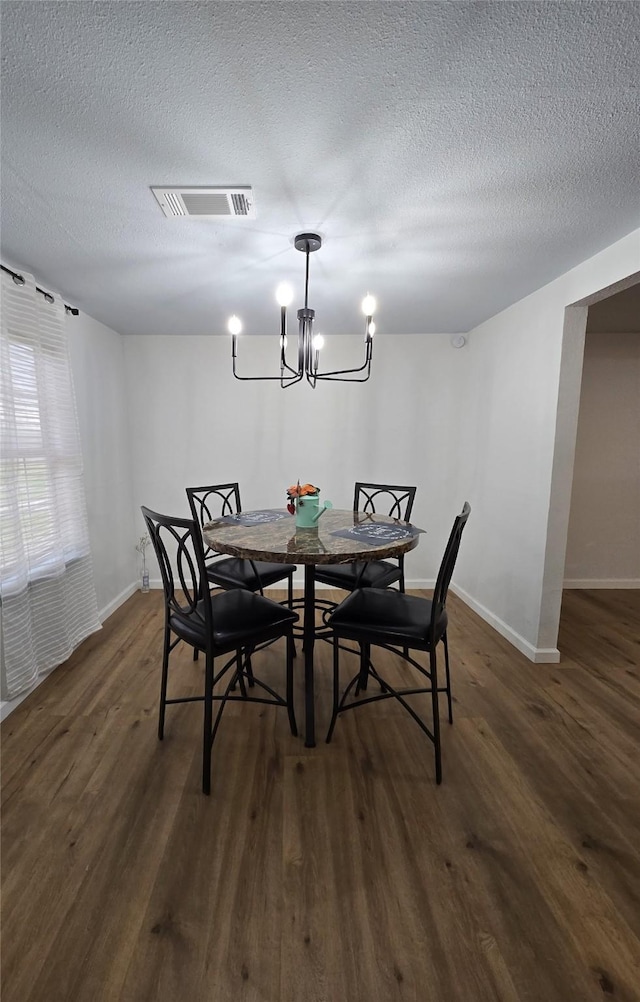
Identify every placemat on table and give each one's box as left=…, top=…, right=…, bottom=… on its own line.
left=218, top=509, right=288, bottom=526
left=330, top=522, right=423, bottom=546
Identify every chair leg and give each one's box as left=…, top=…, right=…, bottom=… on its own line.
left=399, top=571, right=410, bottom=659
left=355, top=642, right=370, bottom=694
left=231, top=651, right=254, bottom=689
left=443, top=632, right=453, bottom=724
left=325, top=635, right=341, bottom=743
left=429, top=647, right=442, bottom=784
left=193, top=581, right=205, bottom=661
left=202, top=651, right=214, bottom=795
left=236, top=650, right=247, bottom=698
left=286, top=630, right=298, bottom=737
left=158, top=627, right=171, bottom=740
left=288, top=573, right=297, bottom=658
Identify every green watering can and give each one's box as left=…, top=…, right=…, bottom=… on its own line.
left=295, top=493, right=333, bottom=528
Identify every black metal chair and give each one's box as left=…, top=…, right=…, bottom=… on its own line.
left=325, top=502, right=470, bottom=784
left=141, top=506, right=299, bottom=795
left=315, top=482, right=417, bottom=594
left=186, top=483, right=296, bottom=607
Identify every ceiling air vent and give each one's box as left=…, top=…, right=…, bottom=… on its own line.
left=150, top=186, right=255, bottom=219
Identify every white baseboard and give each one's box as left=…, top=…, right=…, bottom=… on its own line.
left=98, top=581, right=140, bottom=622
left=563, top=578, right=640, bottom=589
left=451, top=583, right=560, bottom=664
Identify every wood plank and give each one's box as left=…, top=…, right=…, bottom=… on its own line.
left=1, top=588, right=639, bottom=1002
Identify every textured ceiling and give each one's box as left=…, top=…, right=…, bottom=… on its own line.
left=1, top=1, right=639, bottom=337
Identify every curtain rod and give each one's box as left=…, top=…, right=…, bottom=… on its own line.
left=1, top=264, right=79, bottom=316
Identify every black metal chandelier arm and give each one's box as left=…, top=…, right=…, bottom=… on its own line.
left=232, top=366, right=291, bottom=382
left=232, top=358, right=303, bottom=385
left=281, top=368, right=304, bottom=388
left=313, top=365, right=373, bottom=383
left=280, top=341, right=301, bottom=377
left=232, top=350, right=295, bottom=382
left=232, top=314, right=299, bottom=382
left=281, top=362, right=300, bottom=378
left=305, top=357, right=373, bottom=387
left=280, top=352, right=300, bottom=377
left=311, top=335, right=373, bottom=381
left=304, top=339, right=373, bottom=386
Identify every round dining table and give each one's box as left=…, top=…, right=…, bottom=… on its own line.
left=202, top=508, right=422, bottom=746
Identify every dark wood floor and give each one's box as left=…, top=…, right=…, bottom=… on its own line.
left=2, top=588, right=639, bottom=1002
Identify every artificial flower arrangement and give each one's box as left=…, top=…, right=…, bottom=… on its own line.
left=286, top=481, right=319, bottom=514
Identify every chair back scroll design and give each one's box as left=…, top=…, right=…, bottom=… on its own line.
left=185, top=482, right=296, bottom=606
left=354, top=482, right=417, bottom=522
left=314, top=481, right=419, bottom=609
left=186, top=483, right=241, bottom=554
left=142, top=507, right=211, bottom=635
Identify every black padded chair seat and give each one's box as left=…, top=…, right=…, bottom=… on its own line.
left=329, top=587, right=448, bottom=649
left=206, top=557, right=297, bottom=593
left=315, top=559, right=401, bottom=592
left=171, top=588, right=298, bottom=653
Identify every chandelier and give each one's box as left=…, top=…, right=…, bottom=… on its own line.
left=229, top=233, right=376, bottom=388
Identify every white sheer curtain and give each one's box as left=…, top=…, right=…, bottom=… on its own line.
left=0, top=270, right=101, bottom=701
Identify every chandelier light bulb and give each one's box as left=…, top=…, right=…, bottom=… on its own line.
left=276, top=283, right=294, bottom=307
left=228, top=315, right=242, bottom=336
left=361, top=294, right=376, bottom=317
left=312, top=334, right=325, bottom=351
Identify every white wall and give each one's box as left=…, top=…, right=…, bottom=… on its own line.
left=5, top=228, right=636, bottom=725
left=66, top=311, right=137, bottom=618
left=123, top=230, right=639, bottom=662
left=564, top=330, right=640, bottom=586
left=454, top=229, right=640, bottom=661
left=123, top=332, right=469, bottom=589
left=54, top=225, right=640, bottom=665
left=20, top=227, right=638, bottom=676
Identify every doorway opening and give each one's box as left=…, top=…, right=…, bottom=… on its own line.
left=541, top=273, right=640, bottom=660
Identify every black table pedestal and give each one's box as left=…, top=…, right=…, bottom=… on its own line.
left=303, top=563, right=316, bottom=747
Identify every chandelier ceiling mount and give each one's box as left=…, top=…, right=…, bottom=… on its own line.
left=294, top=231, right=322, bottom=254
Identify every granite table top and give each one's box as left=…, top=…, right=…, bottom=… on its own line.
left=202, top=509, right=422, bottom=566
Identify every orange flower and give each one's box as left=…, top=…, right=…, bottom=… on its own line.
left=287, top=482, right=319, bottom=498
